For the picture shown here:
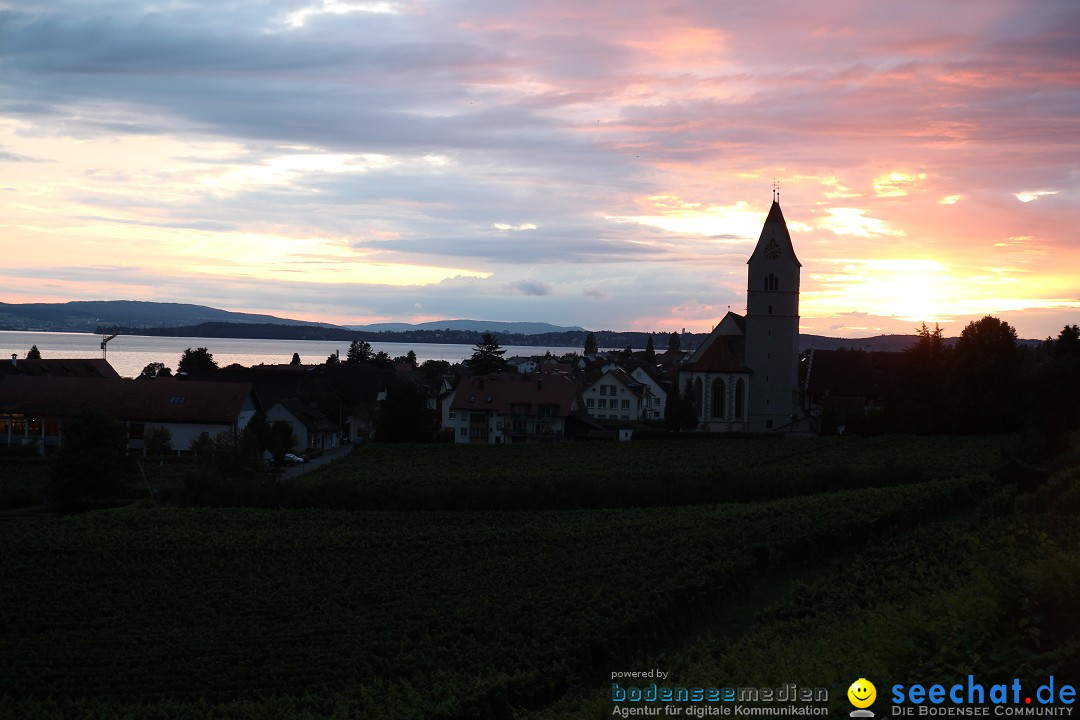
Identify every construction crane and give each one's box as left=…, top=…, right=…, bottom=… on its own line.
left=100, top=333, right=118, bottom=359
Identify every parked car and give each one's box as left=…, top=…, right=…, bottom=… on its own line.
left=283, top=453, right=305, bottom=466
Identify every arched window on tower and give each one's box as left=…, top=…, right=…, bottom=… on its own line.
left=734, top=378, right=745, bottom=419
left=763, top=273, right=779, bottom=291
left=711, top=378, right=726, bottom=419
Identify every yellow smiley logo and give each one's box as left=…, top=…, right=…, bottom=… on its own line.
left=848, top=678, right=876, bottom=708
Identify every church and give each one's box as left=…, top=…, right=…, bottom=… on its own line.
left=677, top=195, right=802, bottom=432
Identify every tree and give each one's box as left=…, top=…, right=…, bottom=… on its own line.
left=1054, top=324, right=1080, bottom=357
left=892, top=323, right=951, bottom=432
left=376, top=382, right=438, bottom=442
left=267, top=421, right=297, bottom=464
left=49, top=411, right=132, bottom=505
left=326, top=351, right=340, bottom=365
left=26, top=345, right=41, bottom=360
left=643, top=335, right=656, bottom=364
left=584, top=332, right=598, bottom=356
left=145, top=427, right=173, bottom=459
left=469, top=332, right=509, bottom=375
left=182, top=430, right=263, bottom=506
left=290, top=352, right=302, bottom=365
left=140, top=362, right=171, bottom=378
left=419, top=359, right=451, bottom=378
left=667, top=332, right=681, bottom=353
left=663, top=379, right=697, bottom=432
left=347, top=339, right=373, bottom=364
left=950, top=315, right=1021, bottom=432
left=178, top=347, right=219, bottom=374
left=1027, top=324, right=1080, bottom=455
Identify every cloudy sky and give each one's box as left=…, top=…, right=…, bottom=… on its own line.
left=1, top=0, right=1077, bottom=338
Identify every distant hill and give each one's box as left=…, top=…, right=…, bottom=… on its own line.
left=2, top=300, right=1044, bottom=351
left=798, top=333, right=1043, bottom=352
left=0, top=301, right=343, bottom=333
left=350, top=319, right=586, bottom=335
left=799, top=334, right=924, bottom=352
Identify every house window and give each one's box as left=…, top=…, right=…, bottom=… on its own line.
left=459, top=427, right=467, bottom=437
left=587, top=398, right=595, bottom=408
left=470, top=427, right=486, bottom=438
left=449, top=409, right=456, bottom=419
left=621, top=399, right=630, bottom=410
left=598, top=399, right=606, bottom=409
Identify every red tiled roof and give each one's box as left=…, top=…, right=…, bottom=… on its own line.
left=273, top=397, right=338, bottom=432
left=0, top=376, right=255, bottom=424
left=683, top=333, right=744, bottom=373
left=0, top=358, right=120, bottom=379
left=451, top=373, right=580, bottom=416
left=805, top=349, right=904, bottom=398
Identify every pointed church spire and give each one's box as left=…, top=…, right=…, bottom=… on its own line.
left=749, top=193, right=801, bottom=267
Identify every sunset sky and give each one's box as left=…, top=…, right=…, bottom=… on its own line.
left=1, top=0, right=1077, bottom=339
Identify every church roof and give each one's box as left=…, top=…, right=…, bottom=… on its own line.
left=683, top=331, right=745, bottom=373
left=748, top=200, right=801, bottom=267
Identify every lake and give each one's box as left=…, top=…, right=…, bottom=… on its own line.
left=0, top=331, right=586, bottom=379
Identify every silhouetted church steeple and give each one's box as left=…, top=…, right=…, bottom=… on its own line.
left=743, top=193, right=801, bottom=430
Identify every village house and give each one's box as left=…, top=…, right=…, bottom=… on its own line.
left=447, top=372, right=583, bottom=444
left=626, top=362, right=668, bottom=420
left=801, top=348, right=904, bottom=431
left=581, top=368, right=644, bottom=422
left=0, top=375, right=257, bottom=453
left=1, top=355, right=120, bottom=379
left=264, top=398, right=340, bottom=452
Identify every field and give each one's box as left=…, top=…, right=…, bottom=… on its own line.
left=281, top=434, right=1005, bottom=509
left=1, top=435, right=1078, bottom=719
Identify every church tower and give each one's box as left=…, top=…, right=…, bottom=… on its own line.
left=743, top=193, right=801, bottom=431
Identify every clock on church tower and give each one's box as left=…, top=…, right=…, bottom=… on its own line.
left=765, top=237, right=781, bottom=260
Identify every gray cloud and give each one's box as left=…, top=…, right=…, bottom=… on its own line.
left=505, top=279, right=552, bottom=296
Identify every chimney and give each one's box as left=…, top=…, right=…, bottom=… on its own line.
left=10, top=354, right=15, bottom=367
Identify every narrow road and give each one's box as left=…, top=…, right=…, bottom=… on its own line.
left=277, top=445, right=354, bottom=479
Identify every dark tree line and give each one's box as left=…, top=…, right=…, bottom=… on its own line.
left=852, top=317, right=1080, bottom=454
left=97, top=321, right=703, bottom=352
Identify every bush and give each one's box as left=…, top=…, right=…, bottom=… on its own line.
left=48, top=411, right=133, bottom=506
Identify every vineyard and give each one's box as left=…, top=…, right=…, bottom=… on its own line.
left=280, top=434, right=1005, bottom=510
left=1, top=434, right=1076, bottom=719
